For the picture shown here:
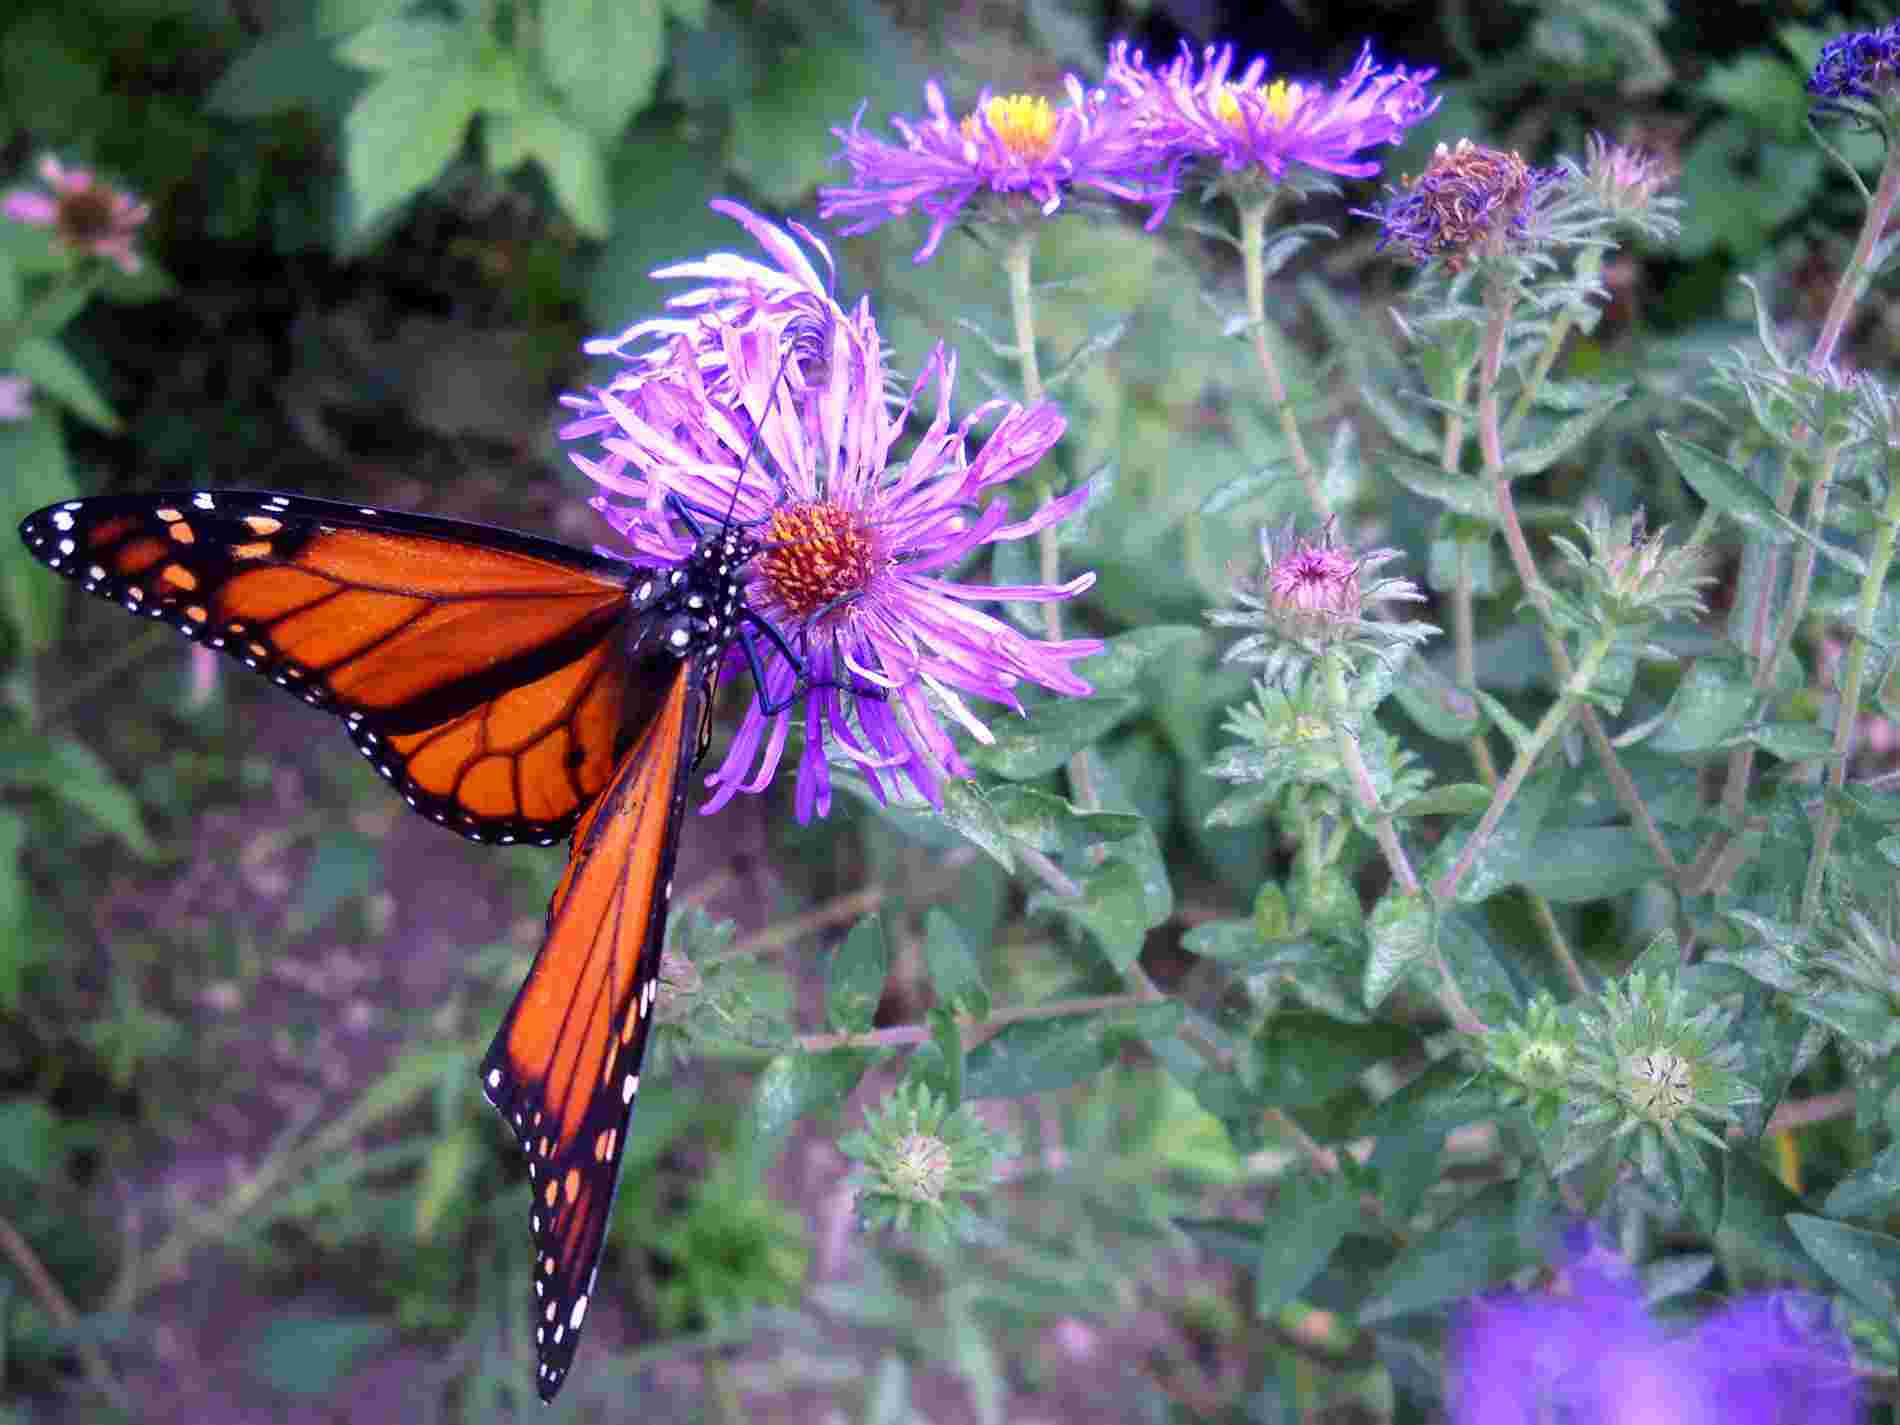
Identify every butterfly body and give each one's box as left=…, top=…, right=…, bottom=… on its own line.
left=18, top=488, right=764, bottom=1400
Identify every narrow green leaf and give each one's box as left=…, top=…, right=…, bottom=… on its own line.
left=825, top=916, right=889, bottom=1033
left=1785, top=1214, right=1900, bottom=1320
left=1257, top=1174, right=1362, bottom=1313
left=0, top=734, right=154, bottom=858
left=1382, top=452, right=1495, bottom=519
left=1392, top=659, right=1483, bottom=742
left=963, top=1003, right=1180, bottom=1099
left=921, top=909, right=989, bottom=1020
left=1395, top=784, right=1491, bottom=818
left=1180, top=918, right=1265, bottom=963
left=0, top=416, right=76, bottom=654
left=290, top=831, right=381, bottom=933
left=1074, top=625, right=1205, bottom=693
left=1360, top=1182, right=1536, bottom=1320
left=1364, top=890, right=1432, bottom=1009
left=14, top=337, right=117, bottom=432
left=1501, top=393, right=1626, bottom=477
left=967, top=695, right=1138, bottom=781
left=1658, top=434, right=1865, bottom=575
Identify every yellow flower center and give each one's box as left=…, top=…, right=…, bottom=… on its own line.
left=759, top=502, right=883, bottom=621
left=961, top=94, right=1058, bottom=160
left=1213, top=79, right=1303, bottom=133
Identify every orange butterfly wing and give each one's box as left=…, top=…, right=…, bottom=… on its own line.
left=479, top=651, right=711, bottom=1400
left=19, top=491, right=637, bottom=845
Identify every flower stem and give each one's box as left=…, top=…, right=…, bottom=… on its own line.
left=1434, top=632, right=1615, bottom=902
left=1322, top=649, right=1419, bottom=894
left=1001, top=227, right=1100, bottom=810
left=1237, top=196, right=1328, bottom=519
left=1811, top=137, right=1900, bottom=372
left=1801, top=469, right=1900, bottom=923
left=1501, top=246, right=1603, bottom=445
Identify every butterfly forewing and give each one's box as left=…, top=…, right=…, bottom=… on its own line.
left=18, top=491, right=637, bottom=845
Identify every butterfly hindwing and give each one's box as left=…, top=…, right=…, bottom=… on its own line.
left=479, top=651, right=712, bottom=1400
left=18, top=490, right=638, bottom=845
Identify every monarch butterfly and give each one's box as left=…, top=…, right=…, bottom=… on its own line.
left=17, top=484, right=814, bottom=1399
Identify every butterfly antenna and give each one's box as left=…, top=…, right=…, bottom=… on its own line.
left=718, top=311, right=833, bottom=535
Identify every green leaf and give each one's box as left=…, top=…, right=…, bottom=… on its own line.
left=540, top=0, right=663, bottom=141
left=486, top=99, right=610, bottom=237
left=335, top=15, right=461, bottom=71
left=921, top=909, right=989, bottom=1020
left=248, top=1314, right=391, bottom=1396
left=967, top=695, right=1138, bottom=781
left=1392, top=660, right=1484, bottom=743
left=1257, top=1174, right=1362, bottom=1314
left=1030, top=856, right=1151, bottom=972
left=825, top=916, right=889, bottom=1033
left=1732, top=720, right=1836, bottom=763
left=1253, top=1014, right=1415, bottom=1109
left=936, top=778, right=1015, bottom=873
left=0, top=1098, right=58, bottom=1185
left=1648, top=652, right=1757, bottom=752
left=1785, top=1214, right=1900, bottom=1320
left=1181, top=918, right=1266, bottom=964
left=0, top=416, right=76, bottom=654
left=1517, top=826, right=1662, bottom=902
left=739, top=1050, right=872, bottom=1175
left=1823, top=1141, right=1900, bottom=1219
left=729, top=46, right=882, bottom=203
left=1381, top=452, right=1495, bottom=520
left=963, top=1003, right=1180, bottom=1099
left=1395, top=784, right=1491, bottom=818
left=14, top=337, right=118, bottom=433
left=343, top=58, right=483, bottom=235
left=0, top=733, right=154, bottom=858
left=290, top=831, right=381, bottom=933
left=1716, top=1152, right=1816, bottom=1282
left=1501, top=391, right=1626, bottom=477
left=1657, top=434, right=1865, bottom=575
left=1364, top=890, right=1432, bottom=1009
left=1074, top=625, right=1205, bottom=694
left=1360, top=1183, right=1537, bottom=1320
left=986, top=784, right=1140, bottom=856
left=207, top=22, right=362, bottom=119
left=0, top=813, right=27, bottom=1009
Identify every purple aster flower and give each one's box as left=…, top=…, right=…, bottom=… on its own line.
left=3, top=156, right=149, bottom=274
left=1107, top=40, right=1437, bottom=183
left=1453, top=1232, right=1860, bottom=1425
left=1810, top=21, right=1900, bottom=115
left=818, top=77, right=1175, bottom=263
left=0, top=375, right=31, bottom=423
left=1369, top=138, right=1555, bottom=271
left=561, top=203, right=1103, bottom=819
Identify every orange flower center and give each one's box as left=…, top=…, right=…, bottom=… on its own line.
left=759, top=502, right=883, bottom=620
left=961, top=94, right=1059, bottom=160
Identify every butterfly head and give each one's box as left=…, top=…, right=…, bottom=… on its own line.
left=627, top=525, right=758, bottom=660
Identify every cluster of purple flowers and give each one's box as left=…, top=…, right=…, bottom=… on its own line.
left=1809, top=21, right=1900, bottom=109
left=1373, top=138, right=1554, bottom=271
left=819, top=40, right=1437, bottom=260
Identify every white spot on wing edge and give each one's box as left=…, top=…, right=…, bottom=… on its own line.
left=570, top=1295, right=588, bottom=1329
left=193, top=493, right=215, bottom=509
left=621, top=1073, right=637, bottom=1104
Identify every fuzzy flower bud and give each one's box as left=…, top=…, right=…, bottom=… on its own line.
left=839, top=1084, right=1007, bottom=1246
left=1809, top=20, right=1900, bottom=125
left=1549, top=503, right=1711, bottom=633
